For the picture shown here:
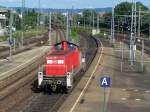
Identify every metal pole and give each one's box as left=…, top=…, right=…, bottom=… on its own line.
left=93, top=12, right=95, bottom=30
left=9, top=10, right=13, bottom=61
left=111, top=18, right=112, bottom=41
left=71, top=5, right=73, bottom=28
left=37, top=0, right=40, bottom=37
left=13, top=38, right=15, bottom=51
left=97, top=14, right=99, bottom=32
left=49, top=12, right=51, bottom=46
left=141, top=40, right=144, bottom=72
left=138, top=6, right=141, bottom=39
left=21, top=0, right=25, bottom=48
left=38, top=0, right=40, bottom=26
left=133, top=0, right=137, bottom=62
left=103, top=88, right=106, bottom=112
left=69, top=13, right=72, bottom=41
left=149, top=23, right=150, bottom=40
left=84, top=17, right=86, bottom=29
left=111, top=7, right=115, bottom=43
left=90, top=10, right=92, bottom=30
left=66, top=12, right=69, bottom=41
left=134, top=1, right=137, bottom=38
left=21, top=31, right=23, bottom=48
left=130, top=0, right=134, bottom=66
left=121, top=41, right=124, bottom=72
left=73, top=8, right=75, bottom=28
left=88, top=14, right=90, bottom=29
left=118, top=19, right=119, bottom=33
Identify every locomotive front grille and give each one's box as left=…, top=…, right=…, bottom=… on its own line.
left=43, top=75, right=67, bottom=85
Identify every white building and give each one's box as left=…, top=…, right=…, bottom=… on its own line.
left=0, top=8, right=8, bottom=36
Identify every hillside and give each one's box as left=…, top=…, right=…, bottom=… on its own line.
left=11, top=7, right=112, bottom=13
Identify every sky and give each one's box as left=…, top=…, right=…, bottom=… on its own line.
left=0, top=0, right=150, bottom=9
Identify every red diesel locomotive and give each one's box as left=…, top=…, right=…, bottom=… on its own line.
left=38, top=41, right=84, bottom=91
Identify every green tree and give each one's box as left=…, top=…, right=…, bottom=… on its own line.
left=115, top=1, right=148, bottom=15
left=24, top=9, right=38, bottom=29
left=82, top=9, right=97, bottom=25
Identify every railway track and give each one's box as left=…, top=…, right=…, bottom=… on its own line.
left=0, top=27, right=65, bottom=59
left=0, top=32, right=99, bottom=112
left=17, top=33, right=99, bottom=112
left=115, top=33, right=150, bottom=55
left=0, top=33, right=49, bottom=59
left=0, top=29, right=63, bottom=112
left=0, top=26, right=101, bottom=112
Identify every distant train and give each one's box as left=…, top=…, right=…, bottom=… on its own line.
left=38, top=41, right=85, bottom=92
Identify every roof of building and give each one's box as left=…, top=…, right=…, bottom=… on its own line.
left=0, top=8, right=8, bottom=13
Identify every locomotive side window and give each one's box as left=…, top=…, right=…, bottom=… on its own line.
left=69, top=43, right=76, bottom=50
left=55, top=44, right=63, bottom=50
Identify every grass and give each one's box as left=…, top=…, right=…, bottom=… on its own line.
left=62, top=28, right=81, bottom=43
left=73, top=27, right=91, bottom=34
left=71, top=29, right=79, bottom=43
left=94, top=31, right=109, bottom=38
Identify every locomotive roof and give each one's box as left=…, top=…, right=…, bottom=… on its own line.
left=54, top=41, right=79, bottom=48
left=49, top=49, right=74, bottom=56
left=47, top=41, right=78, bottom=57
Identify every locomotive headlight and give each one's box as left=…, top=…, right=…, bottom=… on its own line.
left=47, top=60, right=53, bottom=64
left=58, top=60, right=64, bottom=64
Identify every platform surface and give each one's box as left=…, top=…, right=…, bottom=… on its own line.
left=58, top=39, right=150, bottom=112
left=0, top=46, right=51, bottom=80
left=0, top=41, right=9, bottom=47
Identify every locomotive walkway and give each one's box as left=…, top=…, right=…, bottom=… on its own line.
left=58, top=38, right=150, bottom=112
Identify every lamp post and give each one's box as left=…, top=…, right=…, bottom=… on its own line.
left=66, top=12, right=69, bottom=41
left=37, top=0, right=41, bottom=37
left=9, top=10, right=13, bottom=61
left=111, top=7, right=115, bottom=44
left=21, top=0, right=25, bottom=48
left=49, top=12, right=51, bottom=46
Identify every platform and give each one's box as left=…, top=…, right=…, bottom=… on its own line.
left=0, top=46, right=51, bottom=80
left=0, top=41, right=9, bottom=47
left=58, top=39, right=150, bottom=112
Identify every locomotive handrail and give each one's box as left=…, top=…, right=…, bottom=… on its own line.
left=54, top=41, right=79, bottom=48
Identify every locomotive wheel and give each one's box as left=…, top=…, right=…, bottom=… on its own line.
left=62, top=86, right=68, bottom=94
left=44, top=84, right=48, bottom=93
left=31, top=80, right=42, bottom=93
left=44, top=84, right=52, bottom=94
